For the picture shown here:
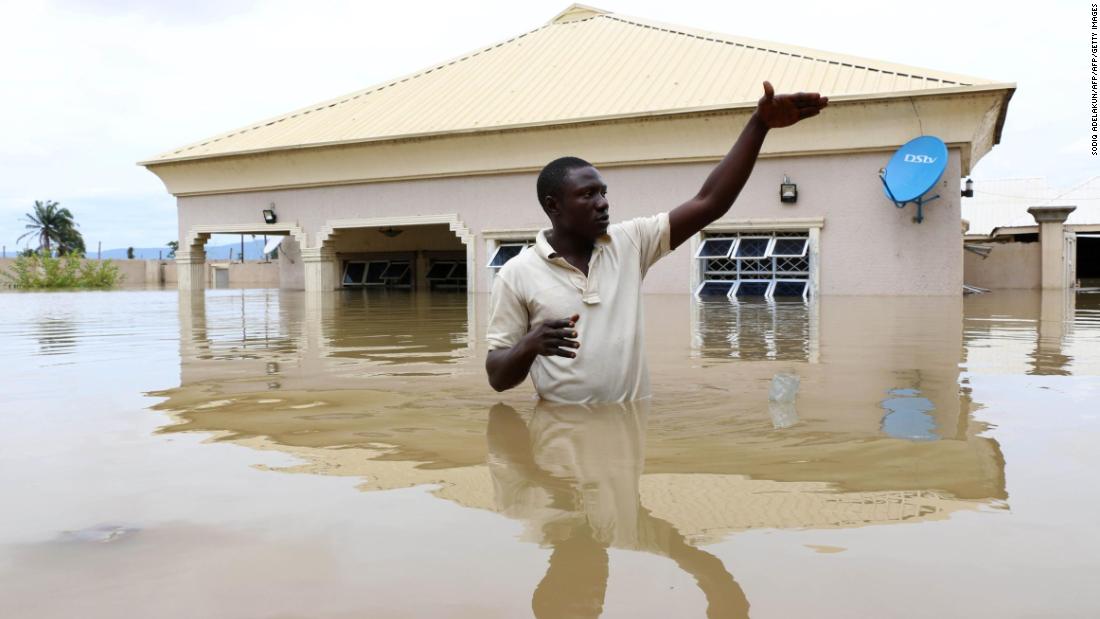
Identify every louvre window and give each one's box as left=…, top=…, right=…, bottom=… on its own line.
left=426, top=262, right=456, bottom=280
left=381, top=262, right=410, bottom=280
left=427, top=260, right=467, bottom=290
left=695, top=231, right=811, bottom=300
left=695, top=280, right=735, bottom=296
left=488, top=242, right=532, bottom=269
left=342, top=262, right=366, bottom=286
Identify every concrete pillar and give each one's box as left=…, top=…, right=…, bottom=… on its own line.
left=1028, top=206, right=1076, bottom=289
left=415, top=250, right=430, bottom=292
left=302, top=247, right=338, bottom=292
left=176, top=249, right=207, bottom=291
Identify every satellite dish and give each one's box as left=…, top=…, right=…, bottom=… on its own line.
left=263, top=236, right=284, bottom=255
left=878, top=135, right=947, bottom=223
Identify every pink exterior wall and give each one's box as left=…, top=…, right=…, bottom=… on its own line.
left=177, top=148, right=963, bottom=296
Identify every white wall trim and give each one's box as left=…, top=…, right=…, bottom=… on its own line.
left=481, top=227, right=543, bottom=240
left=703, top=217, right=825, bottom=232
left=181, top=222, right=309, bottom=257
left=317, top=214, right=473, bottom=248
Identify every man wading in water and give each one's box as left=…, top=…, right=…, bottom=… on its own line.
left=486, top=81, right=828, bottom=403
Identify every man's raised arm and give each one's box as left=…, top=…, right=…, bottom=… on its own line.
left=667, top=80, right=828, bottom=249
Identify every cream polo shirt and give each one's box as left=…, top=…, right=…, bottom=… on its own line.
left=485, top=212, right=673, bottom=403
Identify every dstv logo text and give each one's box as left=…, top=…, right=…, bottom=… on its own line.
left=903, top=154, right=938, bottom=164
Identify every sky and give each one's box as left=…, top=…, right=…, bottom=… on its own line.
left=0, top=0, right=1093, bottom=252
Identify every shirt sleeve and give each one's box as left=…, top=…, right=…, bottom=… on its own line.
left=485, top=274, right=529, bottom=351
left=620, top=211, right=673, bottom=273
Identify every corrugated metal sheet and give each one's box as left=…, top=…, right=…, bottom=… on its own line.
left=963, top=176, right=1100, bottom=235
left=146, top=3, right=1003, bottom=164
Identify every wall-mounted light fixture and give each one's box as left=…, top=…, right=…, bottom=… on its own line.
left=379, top=227, right=403, bottom=238
left=262, top=203, right=277, bottom=224
left=961, top=177, right=974, bottom=198
left=780, top=175, right=798, bottom=203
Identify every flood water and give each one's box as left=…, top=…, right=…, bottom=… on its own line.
left=1, top=288, right=1099, bottom=618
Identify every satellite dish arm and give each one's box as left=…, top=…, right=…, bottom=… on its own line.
left=878, top=168, right=905, bottom=208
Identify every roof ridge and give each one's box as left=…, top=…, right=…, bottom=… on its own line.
left=597, top=13, right=984, bottom=87
left=160, top=21, right=556, bottom=159
left=549, top=3, right=610, bottom=24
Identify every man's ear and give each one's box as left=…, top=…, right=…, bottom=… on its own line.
left=542, top=195, right=560, bottom=219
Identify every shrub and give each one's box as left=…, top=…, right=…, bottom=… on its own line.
left=2, top=253, right=122, bottom=289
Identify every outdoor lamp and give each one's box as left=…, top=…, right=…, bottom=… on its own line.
left=379, top=227, right=404, bottom=238
left=961, top=177, right=974, bottom=198
left=780, top=175, right=798, bottom=203
left=262, top=206, right=277, bottom=224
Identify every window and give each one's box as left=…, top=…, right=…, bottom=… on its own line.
left=488, top=241, right=533, bottom=270
left=381, top=262, right=409, bottom=280
left=427, top=260, right=467, bottom=291
left=364, top=261, right=389, bottom=286
left=771, top=279, right=809, bottom=299
left=733, top=280, right=771, bottom=298
left=343, top=260, right=409, bottom=287
left=695, top=280, right=735, bottom=297
left=426, top=261, right=456, bottom=280
left=695, top=238, right=735, bottom=259
left=733, top=237, right=771, bottom=258
left=342, top=262, right=366, bottom=286
left=695, top=231, right=811, bottom=300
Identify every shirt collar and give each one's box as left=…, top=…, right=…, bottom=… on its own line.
left=535, top=227, right=612, bottom=261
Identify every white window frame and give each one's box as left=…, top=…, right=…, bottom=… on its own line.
left=487, top=241, right=533, bottom=270
left=380, top=261, right=410, bottom=281
left=342, top=260, right=391, bottom=287
left=768, top=278, right=810, bottom=300
left=732, top=236, right=774, bottom=260
left=362, top=260, right=390, bottom=286
left=728, top=280, right=773, bottom=299
left=768, top=237, right=810, bottom=258
left=694, top=237, right=737, bottom=259
left=425, top=261, right=457, bottom=280
left=689, top=219, right=823, bottom=298
left=694, top=279, right=736, bottom=298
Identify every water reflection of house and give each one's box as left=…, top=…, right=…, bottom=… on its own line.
left=152, top=292, right=1009, bottom=541
left=139, top=4, right=1013, bottom=299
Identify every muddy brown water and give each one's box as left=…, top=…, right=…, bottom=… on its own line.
left=1, top=288, right=1098, bottom=618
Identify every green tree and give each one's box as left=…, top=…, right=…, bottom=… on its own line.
left=2, top=253, right=120, bottom=289
left=167, top=240, right=179, bottom=259
left=57, top=224, right=85, bottom=256
left=126, top=247, right=134, bottom=260
left=17, top=200, right=83, bottom=256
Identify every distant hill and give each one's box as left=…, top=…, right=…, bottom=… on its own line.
left=97, top=239, right=268, bottom=261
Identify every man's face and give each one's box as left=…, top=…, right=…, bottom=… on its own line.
left=547, top=166, right=610, bottom=241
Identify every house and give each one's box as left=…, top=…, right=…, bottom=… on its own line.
left=140, top=3, right=1014, bottom=297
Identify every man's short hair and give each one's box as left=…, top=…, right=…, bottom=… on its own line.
left=536, top=156, right=593, bottom=208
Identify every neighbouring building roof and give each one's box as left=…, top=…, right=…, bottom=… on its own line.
left=963, top=176, right=1100, bottom=235
left=142, top=3, right=1008, bottom=165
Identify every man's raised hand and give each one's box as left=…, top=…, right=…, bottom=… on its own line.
left=754, top=80, right=828, bottom=129
left=523, top=314, right=581, bottom=359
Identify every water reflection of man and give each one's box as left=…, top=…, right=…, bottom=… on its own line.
left=484, top=81, right=827, bottom=403
left=487, top=401, right=749, bottom=618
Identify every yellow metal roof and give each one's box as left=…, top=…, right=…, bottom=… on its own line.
left=144, top=3, right=1005, bottom=165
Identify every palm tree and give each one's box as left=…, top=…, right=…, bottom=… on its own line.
left=17, top=200, right=83, bottom=256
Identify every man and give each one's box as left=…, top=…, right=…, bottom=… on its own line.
left=486, top=81, right=827, bottom=403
